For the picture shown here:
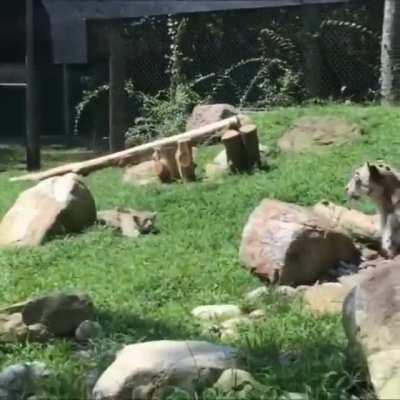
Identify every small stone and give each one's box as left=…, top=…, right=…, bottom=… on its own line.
left=27, top=323, right=52, bottom=342
left=245, top=287, right=268, bottom=303
left=221, top=317, right=252, bottom=331
left=248, top=309, right=266, bottom=320
left=0, top=362, right=51, bottom=399
left=191, top=305, right=242, bottom=322
left=276, top=286, right=297, bottom=297
left=75, top=320, right=103, bottom=342
left=214, top=369, right=261, bottom=394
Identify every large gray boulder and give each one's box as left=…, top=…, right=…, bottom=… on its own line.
left=240, top=199, right=359, bottom=285
left=92, top=340, right=242, bottom=399
left=0, top=173, right=96, bottom=248
left=186, top=104, right=237, bottom=131
left=343, top=259, right=400, bottom=399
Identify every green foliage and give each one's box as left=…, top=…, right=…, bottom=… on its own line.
left=125, top=83, right=200, bottom=145
left=74, top=84, right=109, bottom=136
left=0, top=104, right=398, bottom=399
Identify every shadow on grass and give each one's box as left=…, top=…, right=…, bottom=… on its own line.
left=241, top=338, right=373, bottom=399
left=0, top=146, right=25, bottom=171
left=96, top=309, right=193, bottom=343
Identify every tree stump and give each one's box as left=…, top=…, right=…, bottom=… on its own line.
left=221, top=130, right=248, bottom=173
left=159, top=144, right=181, bottom=181
left=153, top=149, right=172, bottom=183
left=239, top=199, right=359, bottom=285
left=239, top=124, right=261, bottom=169
left=175, top=140, right=196, bottom=182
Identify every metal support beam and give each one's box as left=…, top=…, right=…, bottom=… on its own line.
left=26, top=0, right=41, bottom=170
left=63, top=64, right=72, bottom=136
left=108, top=24, right=128, bottom=152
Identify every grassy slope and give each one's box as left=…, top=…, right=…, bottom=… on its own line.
left=1, top=104, right=398, bottom=399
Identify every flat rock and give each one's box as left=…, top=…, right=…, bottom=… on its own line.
left=245, top=287, right=269, bottom=303
left=22, top=293, right=95, bottom=337
left=191, top=305, right=242, bottom=322
left=303, top=282, right=351, bottom=314
left=0, top=173, right=96, bottom=248
left=123, top=161, right=159, bottom=186
left=92, top=340, right=241, bottom=400
left=343, top=259, right=400, bottom=399
left=186, top=104, right=237, bottom=131
left=239, top=199, right=359, bottom=285
left=278, top=116, right=361, bottom=154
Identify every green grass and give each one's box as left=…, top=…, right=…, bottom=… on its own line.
left=1, top=104, right=398, bottom=399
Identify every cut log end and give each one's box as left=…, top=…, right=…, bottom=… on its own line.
left=222, top=129, right=248, bottom=173
left=176, top=139, right=196, bottom=182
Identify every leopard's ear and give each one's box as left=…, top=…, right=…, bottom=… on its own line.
left=132, top=214, right=142, bottom=226
left=368, top=163, right=382, bottom=181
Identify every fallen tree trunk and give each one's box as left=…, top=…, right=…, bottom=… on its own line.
left=11, top=116, right=242, bottom=182
left=222, top=129, right=248, bottom=173
left=312, top=200, right=379, bottom=242
left=239, top=199, right=359, bottom=285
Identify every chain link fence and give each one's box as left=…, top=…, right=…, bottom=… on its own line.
left=75, top=1, right=382, bottom=146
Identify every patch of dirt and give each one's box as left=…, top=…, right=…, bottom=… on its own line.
left=278, top=116, right=362, bottom=154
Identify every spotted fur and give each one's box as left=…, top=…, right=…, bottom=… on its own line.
left=346, top=162, right=400, bottom=258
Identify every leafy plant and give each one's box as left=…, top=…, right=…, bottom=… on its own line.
left=125, top=83, right=200, bottom=146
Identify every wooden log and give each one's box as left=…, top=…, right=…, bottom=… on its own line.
left=175, top=139, right=196, bottom=182
left=152, top=149, right=172, bottom=184
left=312, top=200, right=379, bottom=242
left=221, top=129, right=248, bottom=173
left=239, top=124, right=261, bottom=169
left=10, top=116, right=240, bottom=182
left=62, top=65, right=72, bottom=136
left=239, top=199, right=359, bottom=285
left=159, top=144, right=180, bottom=181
